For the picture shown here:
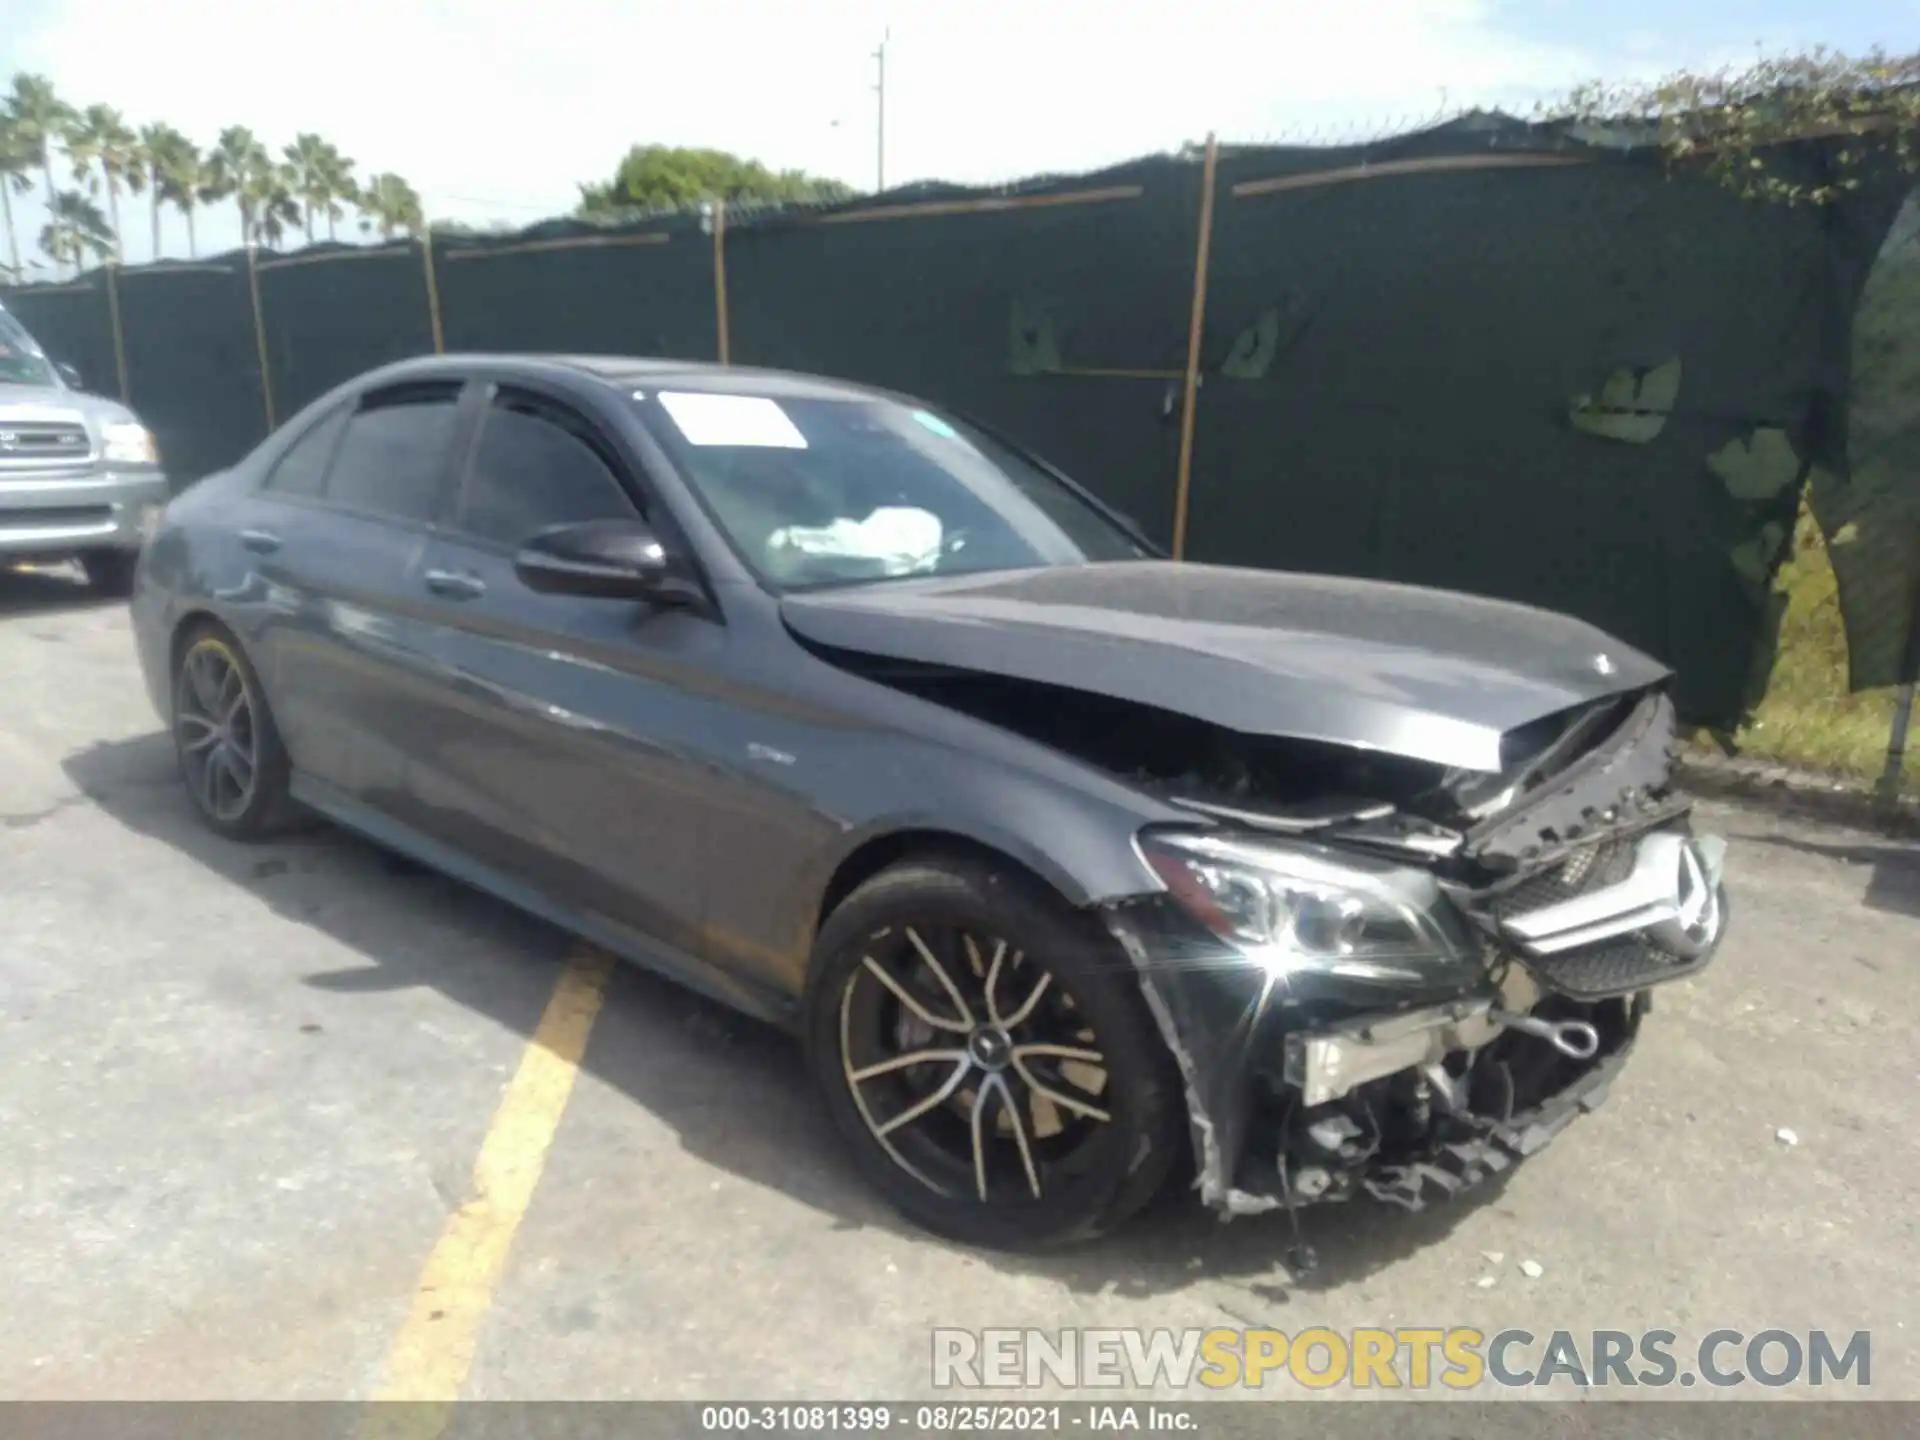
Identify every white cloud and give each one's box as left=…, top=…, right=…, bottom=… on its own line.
left=9, top=0, right=1665, bottom=262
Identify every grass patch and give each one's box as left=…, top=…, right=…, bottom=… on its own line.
left=1716, top=504, right=1917, bottom=790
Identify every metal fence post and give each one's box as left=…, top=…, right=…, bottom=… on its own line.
left=1878, top=561, right=1920, bottom=804
left=1172, top=134, right=1220, bottom=560
left=713, top=199, right=731, bottom=365
left=421, top=228, right=446, bottom=354
left=103, top=260, right=131, bottom=404
left=244, top=244, right=277, bottom=432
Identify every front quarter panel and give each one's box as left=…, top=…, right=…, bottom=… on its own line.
left=689, top=620, right=1193, bottom=999
left=131, top=466, right=254, bottom=721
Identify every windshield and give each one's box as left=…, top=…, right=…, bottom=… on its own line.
left=0, top=308, right=58, bottom=387
left=634, top=388, right=1148, bottom=589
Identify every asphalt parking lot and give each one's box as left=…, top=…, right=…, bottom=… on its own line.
left=3, top=562, right=1918, bottom=1405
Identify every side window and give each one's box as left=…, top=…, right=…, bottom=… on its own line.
left=458, top=391, right=636, bottom=547
left=261, top=408, right=347, bottom=497
left=322, top=384, right=462, bottom=524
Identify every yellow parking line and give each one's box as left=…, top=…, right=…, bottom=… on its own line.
left=364, top=945, right=614, bottom=1432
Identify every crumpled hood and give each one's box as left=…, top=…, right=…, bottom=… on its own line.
left=781, top=560, right=1670, bottom=773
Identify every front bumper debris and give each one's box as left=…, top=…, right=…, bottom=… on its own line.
left=1103, top=742, right=1730, bottom=1221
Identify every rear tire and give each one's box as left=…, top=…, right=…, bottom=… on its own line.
left=805, top=855, right=1186, bottom=1249
left=81, top=548, right=138, bottom=596
left=172, top=622, right=297, bottom=840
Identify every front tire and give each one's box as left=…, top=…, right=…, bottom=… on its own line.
left=172, top=623, right=296, bottom=840
left=805, top=856, right=1186, bottom=1249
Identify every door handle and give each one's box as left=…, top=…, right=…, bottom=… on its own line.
left=424, top=568, right=485, bottom=600
left=240, top=528, right=281, bottom=554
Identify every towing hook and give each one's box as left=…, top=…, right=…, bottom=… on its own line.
left=1491, top=1009, right=1602, bottom=1061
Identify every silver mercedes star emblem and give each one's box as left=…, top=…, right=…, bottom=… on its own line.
left=1651, top=839, right=1724, bottom=958
left=1592, top=653, right=1616, bottom=677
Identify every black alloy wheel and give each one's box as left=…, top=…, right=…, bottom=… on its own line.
left=172, top=624, right=295, bottom=839
left=807, top=856, right=1185, bottom=1249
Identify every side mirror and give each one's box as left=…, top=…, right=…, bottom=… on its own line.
left=55, top=360, right=85, bottom=390
left=513, top=518, right=699, bottom=604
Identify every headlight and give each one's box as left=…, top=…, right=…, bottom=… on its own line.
left=102, top=422, right=159, bottom=466
left=1137, top=830, right=1469, bottom=980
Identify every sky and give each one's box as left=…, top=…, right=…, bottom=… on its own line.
left=2, top=0, right=1917, bottom=269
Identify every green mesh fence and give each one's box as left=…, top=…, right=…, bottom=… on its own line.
left=256, top=243, right=439, bottom=420
left=1812, top=187, right=1920, bottom=692
left=434, top=216, right=718, bottom=361
left=3, top=276, right=117, bottom=401
left=115, top=260, right=268, bottom=483
left=1192, top=134, right=1866, bottom=724
left=3, top=115, right=1911, bottom=730
left=727, top=157, right=1202, bottom=546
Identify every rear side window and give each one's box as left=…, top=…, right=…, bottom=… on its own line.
left=324, top=384, right=462, bottom=523
left=261, top=409, right=347, bottom=496
left=458, top=390, right=636, bottom=546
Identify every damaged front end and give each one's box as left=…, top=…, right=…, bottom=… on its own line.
left=1099, top=686, right=1730, bottom=1219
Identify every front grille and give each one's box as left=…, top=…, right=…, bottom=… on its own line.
left=0, top=421, right=91, bottom=463
left=0, top=504, right=114, bottom=530
left=1490, top=834, right=1639, bottom=919
left=1525, top=933, right=1709, bottom=1000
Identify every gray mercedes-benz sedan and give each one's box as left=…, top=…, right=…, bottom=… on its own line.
left=1, top=299, right=169, bottom=592
left=131, top=354, right=1729, bottom=1250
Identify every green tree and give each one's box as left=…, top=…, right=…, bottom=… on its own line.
left=38, top=188, right=112, bottom=273
left=282, top=132, right=332, bottom=244
left=201, top=125, right=272, bottom=244
left=158, top=131, right=207, bottom=257
left=358, top=172, right=423, bottom=239
left=136, top=121, right=194, bottom=258
left=65, top=103, right=139, bottom=260
left=246, top=163, right=302, bottom=248
left=0, top=114, right=32, bottom=279
left=316, top=141, right=358, bottom=241
left=3, top=73, right=75, bottom=212
left=576, top=145, right=853, bottom=214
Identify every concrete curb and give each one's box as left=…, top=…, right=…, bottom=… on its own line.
left=1676, top=750, right=1920, bottom=836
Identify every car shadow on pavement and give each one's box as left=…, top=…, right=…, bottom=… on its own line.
left=1733, top=830, right=1920, bottom=922
left=0, top=563, right=116, bottom=615
left=65, top=730, right=1503, bottom=1303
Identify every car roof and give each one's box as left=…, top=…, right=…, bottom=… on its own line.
left=365, top=352, right=894, bottom=405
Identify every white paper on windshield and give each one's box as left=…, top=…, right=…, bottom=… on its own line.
left=657, top=391, right=807, bottom=448
left=770, top=506, right=943, bottom=575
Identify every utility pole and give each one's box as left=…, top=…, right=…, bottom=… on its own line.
left=873, top=28, right=889, bottom=192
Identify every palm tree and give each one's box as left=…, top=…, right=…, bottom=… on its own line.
left=66, top=104, right=139, bottom=260
left=245, top=163, right=302, bottom=248
left=358, top=172, right=423, bottom=239
left=3, top=73, right=75, bottom=211
left=157, top=132, right=206, bottom=257
left=202, top=125, right=270, bottom=244
left=0, top=114, right=32, bottom=280
left=317, top=141, right=358, bottom=241
left=38, top=188, right=113, bottom=274
left=136, top=121, right=188, bottom=258
left=282, top=132, right=331, bottom=245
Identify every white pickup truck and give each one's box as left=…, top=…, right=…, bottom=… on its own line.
left=0, top=298, right=168, bottom=594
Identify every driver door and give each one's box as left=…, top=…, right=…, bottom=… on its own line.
left=401, top=382, right=727, bottom=964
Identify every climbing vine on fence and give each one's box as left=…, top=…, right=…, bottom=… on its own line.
left=1543, top=47, right=1920, bottom=206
